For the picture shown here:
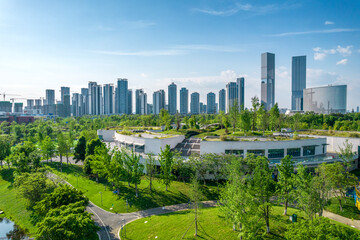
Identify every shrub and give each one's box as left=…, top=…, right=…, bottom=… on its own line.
left=220, top=135, right=228, bottom=141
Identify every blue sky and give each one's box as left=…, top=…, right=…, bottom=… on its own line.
left=1, top=0, right=359, bottom=110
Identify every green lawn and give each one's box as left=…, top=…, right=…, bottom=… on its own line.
left=324, top=197, right=360, bottom=220
left=122, top=206, right=306, bottom=240
left=122, top=206, right=360, bottom=240
left=0, top=168, right=37, bottom=236
left=45, top=162, right=220, bottom=213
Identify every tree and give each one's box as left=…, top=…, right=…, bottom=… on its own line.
left=257, top=105, right=268, bottom=133
left=205, top=154, right=227, bottom=193
left=145, top=153, right=156, bottom=191
left=277, top=155, right=295, bottom=215
left=57, top=132, right=67, bottom=170
left=0, top=135, right=11, bottom=168
left=74, top=136, right=86, bottom=162
left=189, top=155, right=209, bottom=185
left=229, top=101, right=240, bottom=133
left=248, top=156, right=275, bottom=234
left=158, top=144, right=174, bottom=191
left=269, top=103, right=280, bottom=131
left=34, top=184, right=88, bottom=217
left=251, top=96, right=260, bottom=131
left=159, top=109, right=171, bottom=130
left=90, top=144, right=113, bottom=183
left=338, top=139, right=355, bottom=170
left=124, top=151, right=144, bottom=197
left=41, top=136, right=56, bottom=163
left=175, top=112, right=181, bottom=130
left=240, top=109, right=251, bottom=132
left=189, top=174, right=203, bottom=237
left=36, top=201, right=99, bottom=240
left=325, top=162, right=357, bottom=211
left=86, top=138, right=104, bottom=157
left=222, top=115, right=230, bottom=134
left=14, top=172, right=54, bottom=207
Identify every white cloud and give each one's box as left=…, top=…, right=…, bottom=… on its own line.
left=121, top=20, right=156, bottom=29
left=336, top=45, right=352, bottom=56
left=306, top=68, right=344, bottom=86
left=336, top=59, right=348, bottom=65
left=192, top=2, right=299, bottom=16
left=270, top=28, right=358, bottom=37
left=174, top=44, right=243, bottom=52
left=313, top=45, right=353, bottom=60
left=325, top=21, right=334, bottom=25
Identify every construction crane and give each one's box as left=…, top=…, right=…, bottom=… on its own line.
left=10, top=97, right=26, bottom=103
left=0, top=92, right=20, bottom=101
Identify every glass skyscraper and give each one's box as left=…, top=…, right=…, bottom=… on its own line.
left=219, top=89, right=226, bottom=113
left=168, top=82, right=177, bottom=115
left=207, top=92, right=216, bottom=114
left=117, top=78, right=128, bottom=114
left=261, top=52, right=275, bottom=111
left=180, top=87, right=188, bottom=115
left=190, top=92, right=200, bottom=114
left=292, top=56, right=306, bottom=111
left=153, top=90, right=165, bottom=114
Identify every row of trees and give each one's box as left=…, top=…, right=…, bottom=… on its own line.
left=12, top=169, right=99, bottom=239
left=219, top=154, right=357, bottom=239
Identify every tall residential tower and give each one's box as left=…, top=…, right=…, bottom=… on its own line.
left=291, top=56, right=306, bottom=111
left=261, top=52, right=275, bottom=111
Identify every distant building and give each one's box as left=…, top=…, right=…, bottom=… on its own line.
left=292, top=56, right=306, bottom=111
left=180, top=87, right=188, bottom=115
left=135, top=89, right=144, bottom=115
left=153, top=90, right=165, bottom=114
left=81, top=88, right=89, bottom=116
left=190, top=92, right=200, bottom=114
left=127, top=89, right=133, bottom=114
left=117, top=78, right=128, bottom=114
left=200, top=102, right=207, bottom=114
left=207, top=92, right=216, bottom=114
left=72, top=93, right=81, bottom=117
left=219, top=89, right=226, bottom=113
left=13, top=103, right=23, bottom=113
left=357, top=106, right=359, bottom=113
left=139, top=92, right=147, bottom=115
left=303, top=85, right=347, bottom=114
left=147, top=103, right=153, bottom=114
left=261, top=52, right=275, bottom=111
left=168, top=82, right=177, bottom=115
left=61, top=87, right=71, bottom=117
left=45, top=89, right=55, bottom=106
left=88, top=82, right=102, bottom=115
left=27, top=99, right=34, bottom=108
left=103, top=84, right=114, bottom=115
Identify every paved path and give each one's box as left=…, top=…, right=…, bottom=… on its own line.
left=323, top=210, right=360, bottom=229
left=47, top=171, right=217, bottom=240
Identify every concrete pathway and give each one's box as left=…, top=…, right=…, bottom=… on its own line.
left=323, top=210, right=360, bottom=229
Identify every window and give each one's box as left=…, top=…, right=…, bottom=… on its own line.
left=322, top=144, right=327, bottom=154
left=247, top=149, right=265, bottom=157
left=268, top=149, right=284, bottom=159
left=287, top=148, right=301, bottom=157
left=225, top=149, right=244, bottom=157
left=303, top=146, right=316, bottom=156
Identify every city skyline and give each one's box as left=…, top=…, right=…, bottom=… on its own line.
left=0, top=0, right=359, bottom=110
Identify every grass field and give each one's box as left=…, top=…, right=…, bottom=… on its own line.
left=122, top=205, right=360, bottom=240
left=0, top=168, right=37, bottom=236
left=45, top=162, right=220, bottom=213
left=121, top=206, right=306, bottom=240
left=324, top=197, right=360, bottom=220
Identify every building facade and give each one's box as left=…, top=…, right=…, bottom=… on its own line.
left=292, top=56, right=306, bottom=111
left=207, top=92, right=216, bottom=114
left=219, top=89, right=226, bottom=113
left=117, top=78, right=128, bottom=114
left=303, top=85, right=347, bottom=114
left=135, top=89, right=144, bottom=115
left=153, top=90, right=165, bottom=115
left=190, top=92, right=200, bottom=114
left=180, top=87, right=188, bottom=115
left=103, top=84, right=114, bottom=115
left=261, top=52, right=275, bottom=111
left=168, top=82, right=177, bottom=115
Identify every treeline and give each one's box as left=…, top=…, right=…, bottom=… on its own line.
left=220, top=154, right=359, bottom=239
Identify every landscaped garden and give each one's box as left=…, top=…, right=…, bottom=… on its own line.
left=45, top=162, right=220, bottom=213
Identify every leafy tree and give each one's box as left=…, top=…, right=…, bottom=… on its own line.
left=205, top=154, right=227, bottom=193
left=90, top=144, right=113, bottom=183
left=14, top=172, right=54, bottom=207
left=74, top=136, right=86, bottom=162
left=251, top=96, right=260, bottom=131
left=240, top=108, right=251, bottom=132
left=189, top=174, right=203, bottom=237
left=229, top=101, right=239, bottom=133
left=189, top=155, right=209, bottom=185
left=125, top=151, right=144, bottom=197
left=222, top=115, right=230, bottom=134
left=159, top=109, right=171, bottom=130
left=158, top=144, right=174, bottom=191
left=0, top=135, right=12, bottom=168
left=41, top=136, right=56, bottom=163
left=36, top=201, right=99, bottom=240
left=145, top=153, right=156, bottom=191
left=86, top=138, right=104, bottom=157
left=338, top=139, right=355, bottom=170
left=34, top=184, right=88, bottom=217
left=277, top=155, right=295, bottom=215
left=256, top=105, right=268, bottom=133
left=284, top=217, right=360, bottom=240
left=269, top=103, right=280, bottom=131
left=57, top=132, right=67, bottom=170
left=248, top=156, right=275, bottom=234
left=325, top=162, right=357, bottom=211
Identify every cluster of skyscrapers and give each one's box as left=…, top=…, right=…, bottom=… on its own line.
left=0, top=52, right=348, bottom=117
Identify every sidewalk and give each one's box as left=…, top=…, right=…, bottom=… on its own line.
left=323, top=210, right=360, bottom=229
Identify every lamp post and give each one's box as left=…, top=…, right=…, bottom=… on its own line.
left=100, top=192, right=102, bottom=206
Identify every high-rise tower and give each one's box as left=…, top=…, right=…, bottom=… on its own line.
left=292, top=56, right=306, bottom=111
left=261, top=52, right=275, bottom=111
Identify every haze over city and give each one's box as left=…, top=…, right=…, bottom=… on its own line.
left=1, top=0, right=360, bottom=110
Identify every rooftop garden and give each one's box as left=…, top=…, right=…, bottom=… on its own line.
left=300, top=130, right=360, bottom=138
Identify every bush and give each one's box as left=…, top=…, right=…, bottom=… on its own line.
left=220, top=135, right=228, bottom=141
